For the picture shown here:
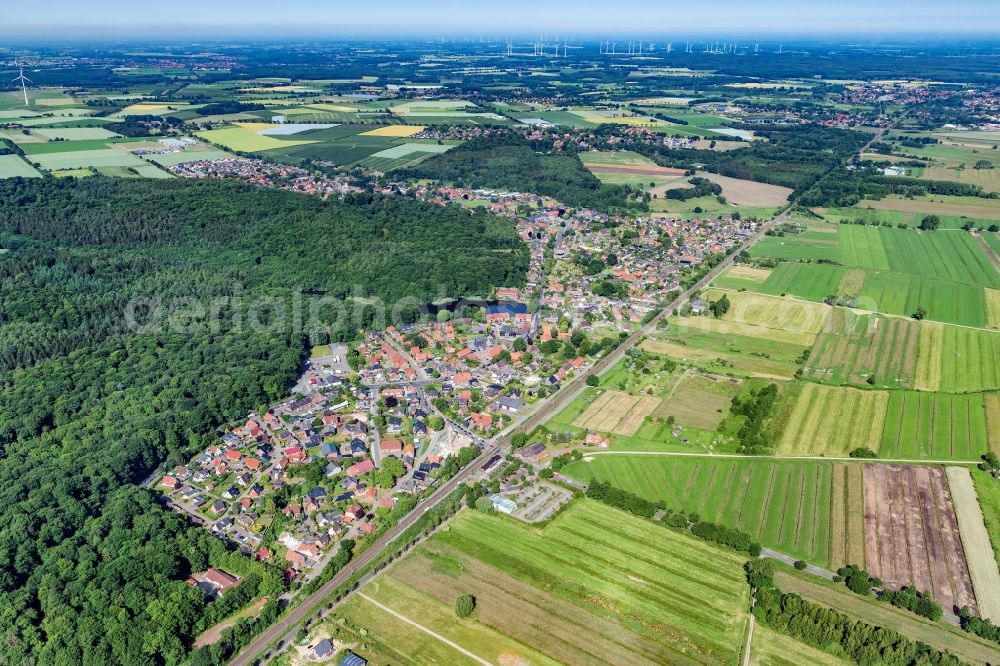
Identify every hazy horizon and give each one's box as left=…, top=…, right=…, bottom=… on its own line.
left=3, top=0, right=999, bottom=40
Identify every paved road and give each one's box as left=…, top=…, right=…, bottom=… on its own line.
left=498, top=208, right=794, bottom=446
left=231, top=127, right=901, bottom=664
left=233, top=211, right=791, bottom=665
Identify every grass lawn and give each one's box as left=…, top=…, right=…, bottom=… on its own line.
left=337, top=501, right=751, bottom=666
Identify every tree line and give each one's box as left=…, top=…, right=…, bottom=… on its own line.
left=0, top=176, right=529, bottom=665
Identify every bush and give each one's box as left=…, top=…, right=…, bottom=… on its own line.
left=794, top=560, right=807, bottom=570
left=585, top=375, right=599, bottom=387
left=849, top=447, right=877, bottom=459
left=454, top=594, right=476, bottom=618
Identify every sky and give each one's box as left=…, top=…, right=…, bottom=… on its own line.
left=3, top=0, right=999, bottom=40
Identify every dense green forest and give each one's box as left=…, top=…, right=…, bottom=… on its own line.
left=799, top=168, right=994, bottom=207
left=0, top=177, right=527, bottom=664
left=396, top=135, right=648, bottom=213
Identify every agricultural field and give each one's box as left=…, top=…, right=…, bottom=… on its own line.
left=776, top=383, right=888, bottom=457
left=880, top=391, right=990, bottom=460
left=838, top=225, right=1000, bottom=288
left=772, top=569, right=1000, bottom=665
left=0, top=154, right=41, bottom=178
left=936, top=324, right=1000, bottom=392
left=359, top=142, right=455, bottom=171
left=578, top=150, right=688, bottom=188
left=697, top=172, right=792, bottom=207
left=547, top=372, right=726, bottom=453
left=881, top=130, right=1000, bottom=193
left=757, top=262, right=989, bottom=328
left=643, top=317, right=809, bottom=380
left=749, top=233, right=842, bottom=263
left=862, top=464, right=977, bottom=614
left=818, top=205, right=999, bottom=230
left=829, top=464, right=867, bottom=571
left=702, top=289, right=831, bottom=338
left=749, top=624, right=849, bottom=666
left=573, top=389, right=662, bottom=436
left=804, top=309, right=919, bottom=388
left=859, top=194, right=1000, bottom=222
left=336, top=501, right=752, bottom=666
left=563, top=457, right=834, bottom=566
left=656, top=372, right=744, bottom=430
left=946, top=466, right=1000, bottom=622
left=713, top=265, right=773, bottom=291
left=195, top=125, right=319, bottom=152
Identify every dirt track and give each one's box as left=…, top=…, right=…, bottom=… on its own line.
left=862, top=464, right=977, bottom=613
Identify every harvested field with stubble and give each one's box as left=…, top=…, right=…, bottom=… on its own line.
left=946, top=466, right=1000, bottom=622
left=986, top=394, right=1000, bottom=453
left=804, top=309, right=919, bottom=388
left=573, top=390, right=661, bottom=436
left=986, top=288, right=1000, bottom=330
left=697, top=172, right=793, bottom=207
left=914, top=321, right=944, bottom=391
left=863, top=464, right=977, bottom=614
left=777, top=383, right=888, bottom=456
left=829, top=464, right=866, bottom=571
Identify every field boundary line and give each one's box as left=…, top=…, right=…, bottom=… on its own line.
left=358, top=593, right=493, bottom=666
left=582, top=451, right=982, bottom=465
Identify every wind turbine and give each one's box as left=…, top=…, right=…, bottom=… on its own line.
left=13, top=62, right=31, bottom=106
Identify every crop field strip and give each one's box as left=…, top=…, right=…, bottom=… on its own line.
left=381, top=502, right=750, bottom=666
left=829, top=464, right=866, bottom=571
left=777, top=383, right=888, bottom=457
left=862, top=464, right=977, bottom=614
left=879, top=391, right=989, bottom=460
left=804, top=309, right=918, bottom=388
left=564, top=457, right=834, bottom=566
left=946, top=466, right=1000, bottom=622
